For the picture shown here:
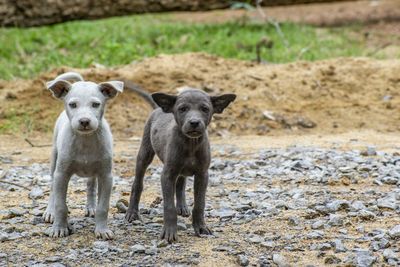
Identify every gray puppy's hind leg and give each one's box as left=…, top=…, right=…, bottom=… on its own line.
left=43, top=147, right=57, bottom=223
left=85, top=178, right=97, bottom=217
left=126, top=124, right=155, bottom=222
left=176, top=176, right=190, bottom=217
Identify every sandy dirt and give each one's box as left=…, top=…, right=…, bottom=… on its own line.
left=1, top=53, right=400, bottom=139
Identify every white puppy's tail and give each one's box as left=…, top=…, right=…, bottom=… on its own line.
left=53, top=72, right=84, bottom=82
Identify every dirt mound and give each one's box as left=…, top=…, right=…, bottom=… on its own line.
left=1, top=52, right=400, bottom=137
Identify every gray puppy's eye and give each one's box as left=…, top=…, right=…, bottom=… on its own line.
left=92, top=102, right=100, bottom=108
left=69, top=102, right=77, bottom=109
left=178, top=106, right=188, bottom=113
left=201, top=106, right=210, bottom=113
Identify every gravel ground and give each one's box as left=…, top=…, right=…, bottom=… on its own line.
left=1, top=139, right=400, bottom=266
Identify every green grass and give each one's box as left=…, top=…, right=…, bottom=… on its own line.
left=0, top=14, right=377, bottom=80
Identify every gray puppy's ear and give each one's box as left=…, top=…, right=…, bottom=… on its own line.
left=46, top=80, right=72, bottom=99
left=152, top=92, right=177, bottom=113
left=210, top=94, right=236, bottom=114
left=99, top=81, right=124, bottom=99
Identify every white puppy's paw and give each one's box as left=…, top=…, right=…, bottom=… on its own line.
left=47, top=225, right=71, bottom=238
left=95, top=227, right=114, bottom=240
left=85, top=207, right=96, bottom=217
left=42, top=211, right=55, bottom=223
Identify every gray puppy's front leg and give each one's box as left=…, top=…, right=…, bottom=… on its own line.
left=192, top=171, right=212, bottom=236
left=48, top=171, right=72, bottom=237
left=160, top=168, right=179, bottom=243
left=85, top=178, right=97, bottom=217
left=94, top=173, right=114, bottom=240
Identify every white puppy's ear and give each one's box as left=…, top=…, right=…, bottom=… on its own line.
left=98, top=81, right=124, bottom=99
left=53, top=72, right=84, bottom=82
left=46, top=80, right=72, bottom=99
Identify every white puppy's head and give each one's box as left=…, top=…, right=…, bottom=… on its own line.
left=46, top=72, right=123, bottom=135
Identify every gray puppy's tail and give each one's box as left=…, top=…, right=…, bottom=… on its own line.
left=123, top=80, right=157, bottom=109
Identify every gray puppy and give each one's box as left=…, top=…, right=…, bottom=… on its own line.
left=43, top=72, right=123, bottom=239
left=125, top=88, right=236, bottom=242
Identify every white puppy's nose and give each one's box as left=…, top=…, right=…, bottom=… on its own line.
left=79, top=118, right=90, bottom=127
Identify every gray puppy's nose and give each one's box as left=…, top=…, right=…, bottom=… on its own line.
left=189, top=119, right=200, bottom=127
left=79, top=118, right=90, bottom=127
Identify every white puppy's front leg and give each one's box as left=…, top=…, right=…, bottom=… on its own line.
left=47, top=171, right=72, bottom=237
left=95, top=173, right=114, bottom=240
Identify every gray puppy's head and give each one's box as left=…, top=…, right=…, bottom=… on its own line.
left=152, top=89, right=236, bottom=138
left=46, top=72, right=123, bottom=135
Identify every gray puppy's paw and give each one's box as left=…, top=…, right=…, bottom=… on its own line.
left=193, top=223, right=212, bottom=237
left=176, top=206, right=191, bottom=217
left=125, top=210, right=140, bottom=222
left=160, top=225, right=178, bottom=243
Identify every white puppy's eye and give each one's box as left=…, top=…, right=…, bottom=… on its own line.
left=92, top=102, right=100, bottom=108
left=69, top=102, right=77, bottom=109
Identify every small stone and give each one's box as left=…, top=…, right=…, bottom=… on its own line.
left=31, top=208, right=44, bottom=216
left=272, top=254, right=289, bottom=267
left=381, top=176, right=398, bottom=185
left=359, top=209, right=376, bottom=220
left=211, top=207, right=235, bottom=218
left=287, top=216, right=299, bottom=226
left=389, top=225, right=400, bottom=239
left=30, top=216, right=44, bottom=225
left=351, top=200, right=366, bottom=211
left=382, top=249, right=396, bottom=260
left=318, top=243, right=331, bottom=250
left=8, top=208, right=25, bottom=218
left=248, top=237, right=263, bottom=244
left=157, top=239, right=168, bottom=248
left=177, top=222, right=187, bottom=231
left=0, top=232, right=9, bottom=242
left=346, top=252, right=377, bottom=267
left=131, top=244, right=146, bottom=253
left=311, top=220, right=325, bottom=229
left=330, top=239, right=347, bottom=252
left=361, top=146, right=377, bottom=156
left=307, top=230, right=324, bottom=240
left=237, top=254, right=250, bottom=266
left=45, top=256, right=62, bottom=262
left=145, top=247, right=158, bottom=255
left=116, top=199, right=128, bottom=213
left=29, top=188, right=44, bottom=200
left=327, top=200, right=350, bottom=211
left=93, top=241, right=109, bottom=253
left=324, top=255, right=341, bottom=264
left=377, top=198, right=398, bottom=210
left=260, top=241, right=276, bottom=249
left=212, top=245, right=232, bottom=252
left=328, top=214, right=345, bottom=226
